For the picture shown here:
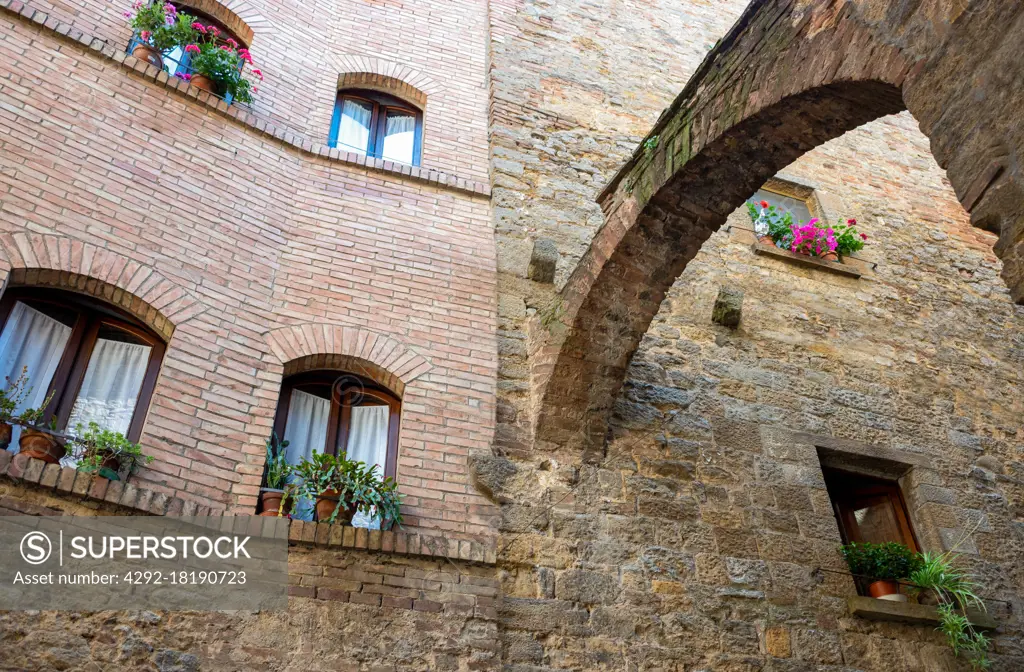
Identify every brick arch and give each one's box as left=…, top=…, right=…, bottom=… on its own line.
left=325, top=54, right=443, bottom=105
left=531, top=0, right=1024, bottom=456
left=176, top=0, right=270, bottom=45
left=264, top=324, right=432, bottom=395
left=0, top=234, right=208, bottom=338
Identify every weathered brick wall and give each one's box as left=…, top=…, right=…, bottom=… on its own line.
left=0, top=1, right=498, bottom=540
left=487, top=0, right=1024, bottom=670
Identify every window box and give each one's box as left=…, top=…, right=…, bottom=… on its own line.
left=752, top=240, right=862, bottom=278
left=847, top=596, right=997, bottom=630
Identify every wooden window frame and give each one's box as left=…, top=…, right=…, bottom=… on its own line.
left=824, top=469, right=920, bottom=552
left=271, top=370, right=400, bottom=479
left=328, top=88, right=423, bottom=166
left=0, top=288, right=166, bottom=443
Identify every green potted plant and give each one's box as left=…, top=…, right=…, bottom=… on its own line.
left=123, top=1, right=194, bottom=69
left=908, top=550, right=991, bottom=670
left=292, top=452, right=352, bottom=523
left=747, top=200, right=794, bottom=248
left=832, top=217, right=868, bottom=259
left=0, top=366, right=32, bottom=450
left=67, top=422, right=152, bottom=481
left=841, top=541, right=923, bottom=601
left=16, top=391, right=61, bottom=464
left=259, top=433, right=292, bottom=516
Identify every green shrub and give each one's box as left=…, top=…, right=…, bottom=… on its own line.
left=840, top=541, right=923, bottom=581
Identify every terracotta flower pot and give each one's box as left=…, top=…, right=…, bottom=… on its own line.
left=259, top=488, right=291, bottom=517
left=190, top=74, right=217, bottom=94
left=131, top=44, right=164, bottom=69
left=868, top=579, right=905, bottom=601
left=820, top=251, right=840, bottom=262
left=314, top=489, right=356, bottom=523
left=757, top=235, right=776, bottom=247
left=19, top=429, right=65, bottom=464
left=0, top=422, right=11, bottom=450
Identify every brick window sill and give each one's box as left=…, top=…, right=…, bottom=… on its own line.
left=0, top=0, right=490, bottom=199
left=847, top=596, right=997, bottom=630
left=752, top=241, right=863, bottom=278
left=0, top=450, right=496, bottom=565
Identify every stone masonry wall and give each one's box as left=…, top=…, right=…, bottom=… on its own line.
left=488, top=0, right=1024, bottom=670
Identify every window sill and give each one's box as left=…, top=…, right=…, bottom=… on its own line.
left=847, top=596, right=997, bottom=630
left=752, top=242, right=863, bottom=278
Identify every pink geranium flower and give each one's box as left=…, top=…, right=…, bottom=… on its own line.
left=184, top=44, right=200, bottom=54
left=191, top=22, right=206, bottom=33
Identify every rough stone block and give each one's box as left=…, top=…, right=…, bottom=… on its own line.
left=527, top=238, right=558, bottom=283
left=711, top=286, right=743, bottom=328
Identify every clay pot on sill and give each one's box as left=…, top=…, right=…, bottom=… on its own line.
left=189, top=74, right=217, bottom=95
left=868, top=579, right=907, bottom=602
left=819, top=251, right=840, bottom=263
left=131, top=44, right=164, bottom=70
left=0, top=422, right=12, bottom=451
left=258, top=488, right=293, bottom=517
left=757, top=235, right=776, bottom=247
left=19, top=428, right=66, bottom=464
left=314, top=489, right=357, bottom=524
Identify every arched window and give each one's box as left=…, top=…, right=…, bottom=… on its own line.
left=0, top=288, right=165, bottom=444
left=329, top=89, right=423, bottom=166
left=272, top=370, right=400, bottom=479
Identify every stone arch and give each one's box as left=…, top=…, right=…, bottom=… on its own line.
left=264, top=324, right=432, bottom=393
left=532, top=0, right=1024, bottom=456
left=0, top=233, right=208, bottom=338
left=176, top=0, right=270, bottom=45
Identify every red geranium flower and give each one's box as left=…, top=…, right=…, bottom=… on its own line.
left=860, top=233, right=868, bottom=240
left=760, top=200, right=769, bottom=209
left=847, top=218, right=857, bottom=225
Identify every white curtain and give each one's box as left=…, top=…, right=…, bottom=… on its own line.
left=347, top=404, right=389, bottom=528
left=0, top=302, right=72, bottom=452
left=337, top=99, right=372, bottom=155
left=381, top=111, right=415, bottom=164
left=282, top=389, right=330, bottom=520
left=63, top=338, right=151, bottom=468
left=67, top=338, right=151, bottom=435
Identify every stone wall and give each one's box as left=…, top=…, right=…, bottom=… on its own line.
left=488, top=1, right=1024, bottom=670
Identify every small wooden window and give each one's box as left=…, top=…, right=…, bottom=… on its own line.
left=329, top=89, right=423, bottom=166
left=824, top=469, right=919, bottom=550
left=0, top=288, right=165, bottom=442
left=271, top=370, right=400, bottom=479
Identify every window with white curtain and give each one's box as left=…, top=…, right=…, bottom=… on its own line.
left=270, top=370, right=400, bottom=526
left=329, top=89, right=423, bottom=166
left=0, top=289, right=165, bottom=448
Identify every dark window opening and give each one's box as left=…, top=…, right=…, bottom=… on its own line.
left=824, top=469, right=919, bottom=550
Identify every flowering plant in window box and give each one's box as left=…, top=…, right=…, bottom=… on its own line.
left=746, top=200, right=794, bottom=248
left=179, top=24, right=262, bottom=103
left=123, top=2, right=195, bottom=69
left=15, top=391, right=62, bottom=464
left=66, top=421, right=152, bottom=482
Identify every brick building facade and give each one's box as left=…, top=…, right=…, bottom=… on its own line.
left=0, top=0, right=1022, bottom=669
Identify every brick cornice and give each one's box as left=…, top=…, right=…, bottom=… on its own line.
left=0, top=0, right=490, bottom=199
left=0, top=449, right=497, bottom=565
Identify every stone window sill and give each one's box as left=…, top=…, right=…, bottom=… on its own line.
left=752, top=242, right=863, bottom=278
left=847, top=596, right=997, bottom=630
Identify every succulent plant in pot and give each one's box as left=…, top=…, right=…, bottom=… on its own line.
left=259, top=433, right=292, bottom=517
left=291, top=452, right=404, bottom=527
left=291, top=452, right=353, bottom=523
left=840, top=541, right=923, bottom=601
left=345, top=460, right=403, bottom=530
left=67, top=422, right=152, bottom=481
